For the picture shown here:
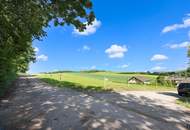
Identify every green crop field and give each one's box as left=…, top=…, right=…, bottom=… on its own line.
left=37, top=72, right=176, bottom=92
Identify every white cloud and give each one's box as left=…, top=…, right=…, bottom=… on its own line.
left=162, top=17, right=190, bottom=33
left=119, top=64, right=129, bottom=69
left=105, top=44, right=128, bottom=58
left=90, top=65, right=96, bottom=69
left=188, top=31, right=190, bottom=39
left=34, top=47, right=39, bottom=53
left=151, top=54, right=168, bottom=61
left=83, top=45, right=90, bottom=51
left=37, top=54, right=48, bottom=61
left=166, top=41, right=190, bottom=49
left=151, top=66, right=166, bottom=71
left=187, top=13, right=190, bottom=17
left=34, top=47, right=48, bottom=62
left=78, top=45, right=91, bottom=52
left=73, top=19, right=101, bottom=36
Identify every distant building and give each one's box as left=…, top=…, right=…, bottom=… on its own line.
left=128, top=76, right=151, bottom=84
left=165, top=76, right=190, bottom=84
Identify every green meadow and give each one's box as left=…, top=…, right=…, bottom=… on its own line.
left=37, top=72, right=176, bottom=92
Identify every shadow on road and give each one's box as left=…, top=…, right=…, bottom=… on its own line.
left=0, top=76, right=189, bottom=130
left=157, top=92, right=180, bottom=98
left=40, top=77, right=113, bottom=92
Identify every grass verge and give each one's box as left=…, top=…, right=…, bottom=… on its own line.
left=176, top=97, right=190, bottom=109
left=40, top=77, right=112, bottom=92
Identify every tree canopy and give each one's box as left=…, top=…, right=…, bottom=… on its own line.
left=0, top=0, right=95, bottom=89
left=187, top=47, right=190, bottom=74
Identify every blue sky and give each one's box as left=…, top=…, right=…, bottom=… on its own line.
left=30, top=0, right=190, bottom=73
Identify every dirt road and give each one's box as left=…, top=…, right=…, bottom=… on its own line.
left=0, top=76, right=190, bottom=130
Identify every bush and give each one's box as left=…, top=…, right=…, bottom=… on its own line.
left=156, top=75, right=174, bottom=87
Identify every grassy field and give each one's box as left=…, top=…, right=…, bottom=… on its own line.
left=71, top=72, right=157, bottom=84
left=37, top=72, right=176, bottom=92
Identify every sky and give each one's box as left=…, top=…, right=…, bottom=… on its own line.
left=30, top=0, right=190, bottom=73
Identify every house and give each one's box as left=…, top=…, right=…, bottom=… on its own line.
left=165, top=76, right=190, bottom=84
left=128, top=76, right=151, bottom=84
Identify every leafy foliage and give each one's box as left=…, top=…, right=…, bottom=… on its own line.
left=156, top=76, right=165, bottom=85
left=188, top=46, right=190, bottom=75
left=156, top=75, right=174, bottom=87
left=0, top=0, right=95, bottom=91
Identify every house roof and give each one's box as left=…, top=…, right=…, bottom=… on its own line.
left=165, top=77, right=190, bottom=81
left=129, top=76, right=151, bottom=82
left=180, top=79, right=190, bottom=83
left=165, top=76, right=190, bottom=83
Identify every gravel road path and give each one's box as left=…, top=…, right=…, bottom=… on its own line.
left=0, top=76, right=190, bottom=130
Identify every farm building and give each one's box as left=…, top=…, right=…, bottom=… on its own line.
left=165, top=76, right=190, bottom=84
left=128, top=76, right=151, bottom=84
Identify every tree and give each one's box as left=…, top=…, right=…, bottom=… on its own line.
left=0, top=0, right=95, bottom=88
left=187, top=46, right=190, bottom=76
left=156, top=75, right=165, bottom=85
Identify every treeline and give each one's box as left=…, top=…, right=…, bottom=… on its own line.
left=80, top=70, right=107, bottom=73
left=0, top=0, right=95, bottom=96
left=153, top=69, right=190, bottom=77
left=42, top=69, right=107, bottom=74
left=44, top=69, right=190, bottom=76
left=119, top=70, right=190, bottom=77
left=43, top=70, right=75, bottom=74
left=118, top=71, right=157, bottom=75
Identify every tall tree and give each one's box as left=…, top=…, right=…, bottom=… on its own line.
left=0, top=0, right=95, bottom=88
left=187, top=47, right=190, bottom=76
